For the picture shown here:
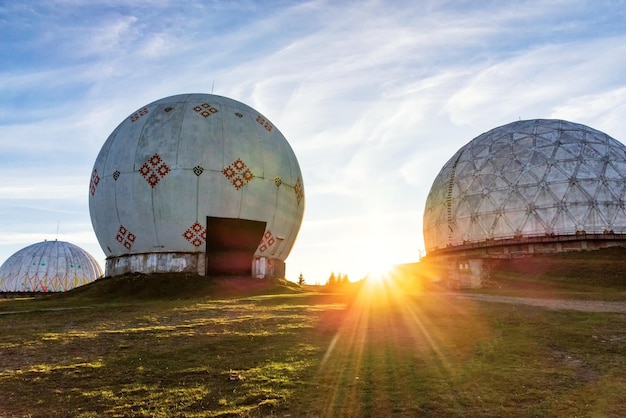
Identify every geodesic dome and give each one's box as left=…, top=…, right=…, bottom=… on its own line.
left=89, top=94, right=305, bottom=277
left=0, top=240, right=103, bottom=292
left=424, top=119, right=626, bottom=252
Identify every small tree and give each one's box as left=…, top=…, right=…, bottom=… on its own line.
left=298, top=272, right=305, bottom=286
left=327, top=272, right=336, bottom=286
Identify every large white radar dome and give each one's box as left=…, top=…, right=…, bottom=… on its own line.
left=0, top=240, right=103, bottom=292
left=424, top=119, right=626, bottom=252
left=89, top=94, right=305, bottom=278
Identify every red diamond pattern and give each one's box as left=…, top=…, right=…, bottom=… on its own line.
left=28, top=273, right=49, bottom=292
left=256, top=115, right=273, bottom=132
left=116, top=225, right=136, bottom=250
left=193, top=103, right=219, bottom=118
left=183, top=222, right=207, bottom=248
left=21, top=273, right=87, bottom=292
left=130, top=107, right=149, bottom=122
left=222, top=158, right=254, bottom=190
left=294, top=177, right=304, bottom=205
left=90, top=169, right=100, bottom=196
left=140, top=153, right=170, bottom=187
left=258, top=230, right=276, bottom=253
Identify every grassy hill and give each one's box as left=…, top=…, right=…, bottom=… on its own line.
left=401, top=247, right=626, bottom=299
left=61, top=273, right=305, bottom=300
left=494, top=247, right=626, bottom=284
left=1, top=276, right=625, bottom=417
left=484, top=247, right=626, bottom=296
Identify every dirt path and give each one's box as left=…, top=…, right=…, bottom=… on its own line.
left=453, top=293, right=626, bottom=313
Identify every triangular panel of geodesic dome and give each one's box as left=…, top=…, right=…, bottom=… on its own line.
left=534, top=205, right=558, bottom=226
left=516, top=170, right=539, bottom=187
left=490, top=156, right=510, bottom=174
left=523, top=212, right=548, bottom=234
left=450, top=196, right=467, bottom=218
left=516, top=185, right=538, bottom=206
left=551, top=209, right=578, bottom=234
left=604, top=162, right=625, bottom=180
left=593, top=181, right=618, bottom=203
left=610, top=160, right=626, bottom=178
left=503, top=189, right=527, bottom=212
left=528, top=150, right=549, bottom=168
left=608, top=145, right=626, bottom=162
left=467, top=218, right=488, bottom=242
left=563, top=183, right=591, bottom=204
left=611, top=208, right=626, bottom=233
left=581, top=143, right=604, bottom=160
left=557, top=160, right=578, bottom=178
left=455, top=159, right=475, bottom=178
left=545, top=164, right=570, bottom=182
left=577, top=179, right=600, bottom=200
left=471, top=143, right=491, bottom=159
left=455, top=173, right=474, bottom=196
left=577, top=160, right=602, bottom=179
left=492, top=215, right=514, bottom=237
left=503, top=208, right=528, bottom=232
left=475, top=194, right=498, bottom=214
left=601, top=202, right=622, bottom=227
left=466, top=175, right=486, bottom=195
left=583, top=206, right=607, bottom=232
left=502, top=169, right=521, bottom=187
left=446, top=221, right=462, bottom=245
left=490, top=175, right=511, bottom=192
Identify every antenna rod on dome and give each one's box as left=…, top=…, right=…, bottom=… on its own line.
left=211, top=81, right=215, bottom=94
left=56, top=221, right=60, bottom=241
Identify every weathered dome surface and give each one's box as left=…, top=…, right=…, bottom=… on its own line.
left=424, top=119, right=626, bottom=252
left=89, top=93, right=304, bottom=276
left=0, top=240, right=103, bottom=292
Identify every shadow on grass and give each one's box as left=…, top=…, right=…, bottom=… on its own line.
left=0, top=291, right=326, bottom=417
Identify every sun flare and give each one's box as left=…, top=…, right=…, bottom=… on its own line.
left=364, top=262, right=395, bottom=284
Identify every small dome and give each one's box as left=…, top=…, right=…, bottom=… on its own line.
left=89, top=93, right=305, bottom=277
left=424, top=119, right=626, bottom=252
left=0, top=240, right=103, bottom=292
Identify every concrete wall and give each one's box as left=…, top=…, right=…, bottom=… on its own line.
left=106, top=252, right=286, bottom=280
left=105, top=252, right=204, bottom=276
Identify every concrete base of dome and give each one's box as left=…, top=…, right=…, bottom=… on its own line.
left=105, top=252, right=285, bottom=279
left=426, top=233, right=626, bottom=289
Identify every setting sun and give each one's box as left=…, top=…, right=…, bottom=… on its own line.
left=364, top=262, right=395, bottom=284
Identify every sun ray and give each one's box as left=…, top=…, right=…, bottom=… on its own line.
left=306, top=264, right=495, bottom=416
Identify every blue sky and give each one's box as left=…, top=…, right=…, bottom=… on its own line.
left=2, top=0, right=626, bottom=284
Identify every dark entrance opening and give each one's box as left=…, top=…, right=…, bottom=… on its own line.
left=205, top=217, right=267, bottom=276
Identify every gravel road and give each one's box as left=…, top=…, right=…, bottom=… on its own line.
left=453, top=293, right=626, bottom=313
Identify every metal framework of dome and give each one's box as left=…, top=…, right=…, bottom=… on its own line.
left=0, top=240, right=103, bottom=292
left=424, top=119, right=626, bottom=252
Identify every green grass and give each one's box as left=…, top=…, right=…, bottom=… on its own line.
left=468, top=247, right=626, bottom=300
left=1, top=274, right=625, bottom=417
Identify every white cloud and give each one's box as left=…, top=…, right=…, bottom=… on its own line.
left=446, top=38, right=626, bottom=128
left=81, top=15, right=139, bottom=57
left=551, top=87, right=626, bottom=142
left=0, top=181, right=86, bottom=202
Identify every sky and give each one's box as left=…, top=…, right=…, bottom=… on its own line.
left=2, top=0, right=626, bottom=284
